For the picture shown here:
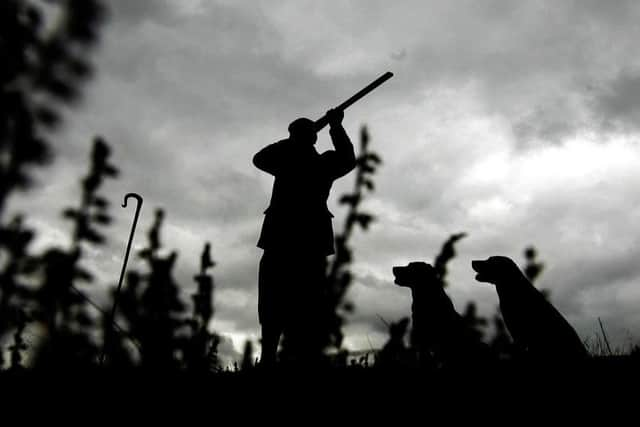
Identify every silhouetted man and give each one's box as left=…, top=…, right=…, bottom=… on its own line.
left=253, top=109, right=356, bottom=366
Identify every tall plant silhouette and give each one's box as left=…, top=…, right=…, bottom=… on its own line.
left=7, top=307, right=29, bottom=371
left=376, top=317, right=410, bottom=368
left=32, top=136, right=118, bottom=368
left=434, top=232, right=467, bottom=288
left=122, top=209, right=186, bottom=369
left=0, top=0, right=106, bottom=212
left=431, top=233, right=490, bottom=343
left=324, top=126, right=381, bottom=353
left=0, top=0, right=106, bottom=367
left=106, top=217, right=220, bottom=370
left=182, top=243, right=221, bottom=372
left=523, top=246, right=548, bottom=298
left=0, top=215, right=36, bottom=347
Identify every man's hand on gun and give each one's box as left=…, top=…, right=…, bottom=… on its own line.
left=326, top=108, right=344, bottom=128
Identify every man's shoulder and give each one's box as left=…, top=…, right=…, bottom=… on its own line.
left=264, top=138, right=292, bottom=149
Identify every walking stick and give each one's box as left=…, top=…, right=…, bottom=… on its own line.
left=100, top=192, right=143, bottom=365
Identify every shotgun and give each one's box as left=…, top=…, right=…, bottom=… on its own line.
left=314, top=71, right=393, bottom=131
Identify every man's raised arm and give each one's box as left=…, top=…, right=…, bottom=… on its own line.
left=326, top=109, right=356, bottom=179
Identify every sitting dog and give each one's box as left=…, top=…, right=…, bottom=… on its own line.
left=393, top=262, right=491, bottom=367
left=472, top=256, right=588, bottom=360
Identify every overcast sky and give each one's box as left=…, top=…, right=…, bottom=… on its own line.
left=10, top=0, right=640, bottom=360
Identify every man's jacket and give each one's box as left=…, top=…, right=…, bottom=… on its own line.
left=253, top=125, right=356, bottom=255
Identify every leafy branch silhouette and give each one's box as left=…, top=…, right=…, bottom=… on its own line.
left=324, top=126, right=381, bottom=355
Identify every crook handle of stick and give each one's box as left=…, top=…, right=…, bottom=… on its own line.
left=115, top=193, right=144, bottom=300
left=100, top=192, right=143, bottom=365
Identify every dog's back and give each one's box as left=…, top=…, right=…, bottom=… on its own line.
left=497, top=275, right=587, bottom=359
left=473, top=256, right=587, bottom=360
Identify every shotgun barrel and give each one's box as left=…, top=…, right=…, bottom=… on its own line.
left=314, top=71, right=393, bottom=131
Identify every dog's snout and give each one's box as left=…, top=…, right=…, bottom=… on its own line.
left=471, top=260, right=483, bottom=272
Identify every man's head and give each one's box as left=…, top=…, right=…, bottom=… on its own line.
left=288, top=117, right=317, bottom=145
left=472, top=256, right=524, bottom=286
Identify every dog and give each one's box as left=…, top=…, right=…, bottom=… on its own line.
left=393, top=262, right=491, bottom=368
left=472, top=256, right=588, bottom=360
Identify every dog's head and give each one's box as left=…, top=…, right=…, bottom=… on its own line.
left=392, top=262, right=440, bottom=289
left=471, top=256, right=523, bottom=286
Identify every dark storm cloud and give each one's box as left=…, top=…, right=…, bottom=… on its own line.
left=107, top=0, right=175, bottom=26
left=342, top=0, right=640, bottom=144
left=593, top=70, right=640, bottom=133
left=93, top=0, right=640, bottom=169
left=102, top=1, right=380, bottom=136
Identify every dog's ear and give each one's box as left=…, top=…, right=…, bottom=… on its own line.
left=414, top=262, right=434, bottom=277
left=488, top=256, right=522, bottom=276
left=408, top=261, right=434, bottom=271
